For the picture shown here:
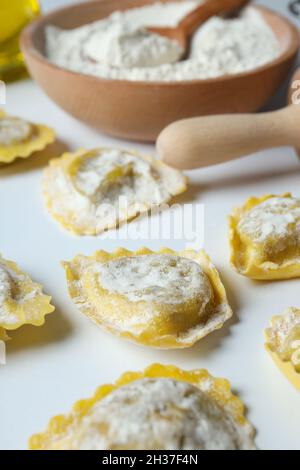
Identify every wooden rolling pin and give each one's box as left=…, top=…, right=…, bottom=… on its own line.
left=157, top=68, right=300, bottom=170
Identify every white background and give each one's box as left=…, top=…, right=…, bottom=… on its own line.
left=0, top=0, right=300, bottom=451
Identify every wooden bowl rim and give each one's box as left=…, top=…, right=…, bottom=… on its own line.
left=21, top=1, right=300, bottom=88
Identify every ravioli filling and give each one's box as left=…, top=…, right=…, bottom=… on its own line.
left=0, top=117, right=32, bottom=146
left=68, top=378, right=253, bottom=450
left=266, top=308, right=300, bottom=372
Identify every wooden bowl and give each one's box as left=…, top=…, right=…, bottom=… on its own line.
left=21, top=0, right=300, bottom=142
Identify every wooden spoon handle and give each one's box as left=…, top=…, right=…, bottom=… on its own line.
left=157, top=106, right=299, bottom=170
left=179, top=0, right=250, bottom=37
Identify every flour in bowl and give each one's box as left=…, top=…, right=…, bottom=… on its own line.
left=45, top=2, right=281, bottom=82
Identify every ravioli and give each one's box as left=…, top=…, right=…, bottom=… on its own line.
left=43, top=148, right=187, bottom=235
left=62, top=247, right=232, bottom=349
left=0, top=109, right=55, bottom=163
left=265, top=307, right=300, bottom=392
left=29, top=364, right=256, bottom=450
left=229, top=194, right=300, bottom=280
left=0, top=255, right=54, bottom=338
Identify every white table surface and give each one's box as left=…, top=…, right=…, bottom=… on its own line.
left=1, top=0, right=300, bottom=452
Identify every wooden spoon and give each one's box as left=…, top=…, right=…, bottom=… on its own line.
left=147, top=0, right=250, bottom=57
left=157, top=68, right=300, bottom=169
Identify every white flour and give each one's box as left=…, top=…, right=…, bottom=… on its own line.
left=84, top=22, right=183, bottom=68
left=97, top=254, right=212, bottom=304
left=237, top=197, right=300, bottom=247
left=0, top=118, right=31, bottom=146
left=45, top=2, right=281, bottom=82
left=71, top=378, right=256, bottom=450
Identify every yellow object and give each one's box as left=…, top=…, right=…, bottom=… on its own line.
left=265, top=307, right=300, bottom=392
left=43, top=148, right=187, bottom=236
left=29, top=363, right=256, bottom=450
left=0, top=1, right=40, bottom=81
left=229, top=193, right=300, bottom=280
left=62, top=247, right=232, bottom=349
left=0, top=254, right=55, bottom=339
left=0, top=328, right=9, bottom=341
left=0, top=109, right=55, bottom=163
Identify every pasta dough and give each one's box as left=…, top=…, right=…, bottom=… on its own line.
left=43, top=148, right=187, bottom=235
left=0, top=109, right=55, bottom=163
left=229, top=194, right=300, bottom=280
left=62, top=247, right=232, bottom=349
left=0, top=255, right=54, bottom=338
left=29, top=364, right=256, bottom=450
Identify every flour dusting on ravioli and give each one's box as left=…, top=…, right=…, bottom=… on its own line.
left=29, top=364, right=256, bottom=450
left=43, top=148, right=187, bottom=235
left=229, top=194, right=300, bottom=280
left=0, top=255, right=54, bottom=333
left=62, top=248, right=232, bottom=349
left=0, top=110, right=55, bottom=163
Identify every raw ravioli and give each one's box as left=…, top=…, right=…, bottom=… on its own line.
left=0, top=254, right=54, bottom=337
left=62, top=247, right=232, bottom=349
left=43, top=148, right=187, bottom=235
left=229, top=193, right=300, bottom=280
left=0, top=109, right=55, bottom=163
left=29, top=364, right=256, bottom=450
